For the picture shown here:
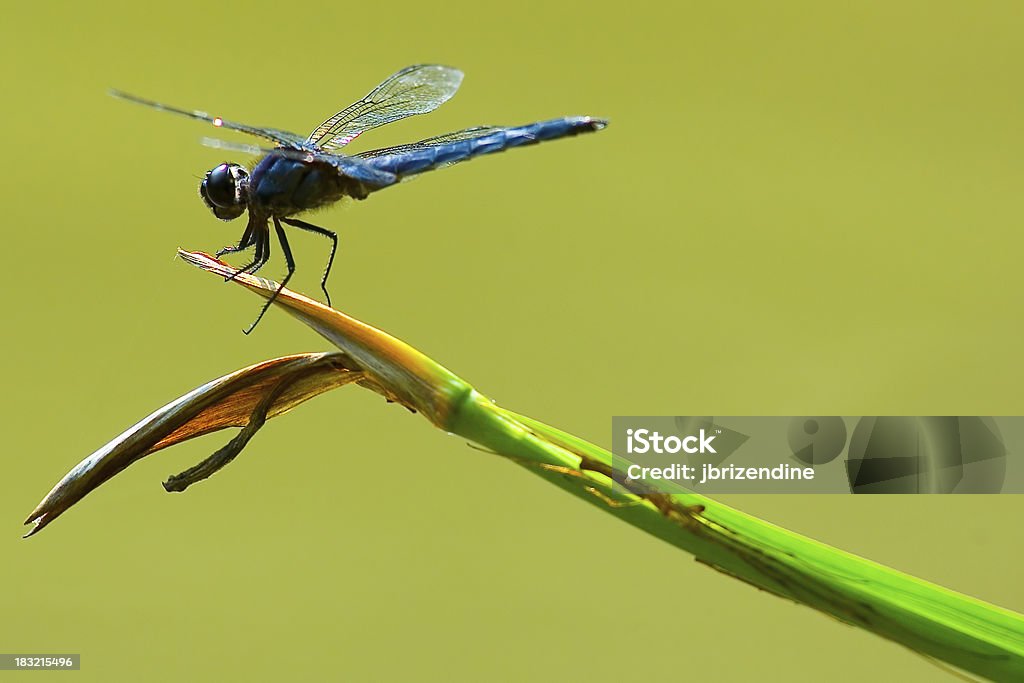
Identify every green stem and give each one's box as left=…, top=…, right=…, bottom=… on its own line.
left=206, top=245, right=1024, bottom=681
left=447, top=392, right=1024, bottom=682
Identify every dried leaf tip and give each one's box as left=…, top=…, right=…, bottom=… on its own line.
left=24, top=353, right=360, bottom=537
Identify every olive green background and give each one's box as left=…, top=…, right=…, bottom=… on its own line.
left=2, top=2, right=1022, bottom=681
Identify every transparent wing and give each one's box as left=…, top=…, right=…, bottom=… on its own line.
left=201, top=136, right=314, bottom=160
left=352, top=126, right=503, bottom=159
left=111, top=90, right=308, bottom=148
left=201, top=138, right=398, bottom=189
left=307, top=65, right=463, bottom=151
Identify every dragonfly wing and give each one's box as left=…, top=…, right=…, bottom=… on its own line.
left=111, top=90, right=308, bottom=148
left=201, top=137, right=311, bottom=158
left=353, top=126, right=504, bottom=159
left=306, top=65, right=463, bottom=151
left=200, top=138, right=397, bottom=190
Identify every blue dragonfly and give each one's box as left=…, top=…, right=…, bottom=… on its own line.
left=112, top=65, right=607, bottom=333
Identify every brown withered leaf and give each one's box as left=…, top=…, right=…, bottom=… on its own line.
left=25, top=353, right=361, bottom=537
left=27, top=250, right=455, bottom=538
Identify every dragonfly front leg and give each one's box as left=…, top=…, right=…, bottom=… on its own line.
left=243, top=217, right=295, bottom=335
left=281, top=217, right=338, bottom=307
left=215, top=220, right=256, bottom=258
left=225, top=222, right=269, bottom=284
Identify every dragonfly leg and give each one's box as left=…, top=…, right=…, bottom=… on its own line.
left=243, top=217, right=295, bottom=335
left=225, top=222, right=269, bottom=284
left=216, top=220, right=257, bottom=258
left=281, top=217, right=338, bottom=307
left=246, top=232, right=270, bottom=276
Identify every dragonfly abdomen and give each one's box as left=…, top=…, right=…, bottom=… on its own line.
left=365, top=116, right=607, bottom=179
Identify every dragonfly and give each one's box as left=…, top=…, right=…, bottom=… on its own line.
left=112, top=64, right=607, bottom=333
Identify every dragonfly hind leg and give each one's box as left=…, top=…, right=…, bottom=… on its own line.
left=281, top=217, right=338, bottom=307
left=242, top=217, right=295, bottom=336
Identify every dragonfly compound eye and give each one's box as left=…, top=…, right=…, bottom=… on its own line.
left=200, top=162, right=248, bottom=221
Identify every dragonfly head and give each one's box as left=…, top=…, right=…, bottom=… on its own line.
left=200, top=162, right=249, bottom=221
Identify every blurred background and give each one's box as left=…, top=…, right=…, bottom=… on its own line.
left=2, top=1, right=1022, bottom=680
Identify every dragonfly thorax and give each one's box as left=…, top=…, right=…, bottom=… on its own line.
left=200, top=162, right=249, bottom=221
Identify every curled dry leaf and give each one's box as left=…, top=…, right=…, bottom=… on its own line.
left=25, top=353, right=362, bottom=537
left=26, top=250, right=474, bottom=538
